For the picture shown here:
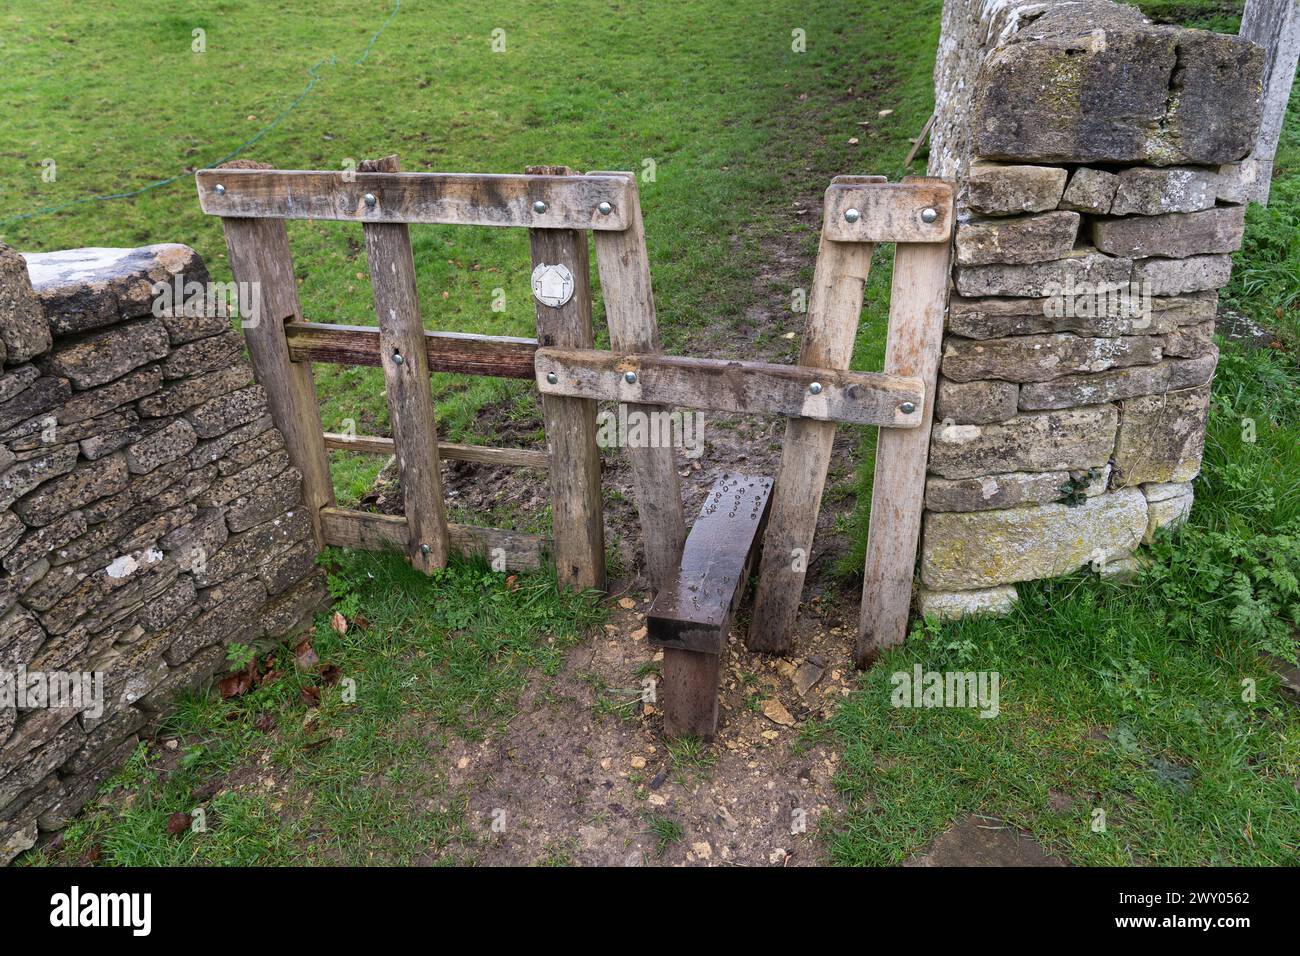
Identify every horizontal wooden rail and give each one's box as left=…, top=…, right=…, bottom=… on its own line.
left=533, top=348, right=925, bottom=427
left=322, top=432, right=549, bottom=469
left=286, top=322, right=538, bottom=378
left=822, top=180, right=953, bottom=244
left=319, top=506, right=546, bottom=570
left=196, top=169, right=634, bottom=231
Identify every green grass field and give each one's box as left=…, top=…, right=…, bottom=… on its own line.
left=1, top=0, right=937, bottom=503
left=7, top=0, right=1298, bottom=865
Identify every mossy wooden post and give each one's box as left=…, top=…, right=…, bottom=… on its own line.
left=526, top=165, right=606, bottom=592
left=360, top=155, right=450, bottom=573
left=590, top=171, right=686, bottom=593
left=215, top=165, right=334, bottom=549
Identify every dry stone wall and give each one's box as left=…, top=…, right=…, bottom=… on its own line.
left=919, top=0, right=1264, bottom=617
left=0, top=243, right=326, bottom=862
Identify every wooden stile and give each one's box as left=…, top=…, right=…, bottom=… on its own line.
left=526, top=165, right=606, bottom=592
left=590, top=171, right=686, bottom=593
left=747, top=223, right=877, bottom=653
left=856, top=183, right=952, bottom=666
left=360, top=155, right=450, bottom=573
left=218, top=212, right=335, bottom=547
left=205, top=158, right=951, bottom=722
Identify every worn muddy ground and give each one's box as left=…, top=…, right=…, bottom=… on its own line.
left=353, top=138, right=877, bottom=865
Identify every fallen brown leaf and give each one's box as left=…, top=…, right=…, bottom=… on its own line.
left=299, top=685, right=321, bottom=707
left=166, top=812, right=192, bottom=837
left=218, top=671, right=253, bottom=699
left=295, top=641, right=319, bottom=670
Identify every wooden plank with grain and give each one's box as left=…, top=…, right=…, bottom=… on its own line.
left=318, top=506, right=545, bottom=571
left=856, top=185, right=953, bottom=667
left=285, top=322, right=538, bottom=378
left=218, top=214, right=334, bottom=548
left=590, top=171, right=685, bottom=592
left=746, top=188, right=879, bottom=653
left=526, top=164, right=606, bottom=592
left=361, top=155, right=450, bottom=573
left=648, top=474, right=773, bottom=655
left=323, top=432, right=549, bottom=469
left=821, top=179, right=953, bottom=243
left=534, top=347, right=924, bottom=427
left=660, top=650, right=724, bottom=742
left=196, top=168, right=634, bottom=231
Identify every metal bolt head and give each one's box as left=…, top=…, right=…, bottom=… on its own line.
left=214, top=184, right=225, bottom=196
left=597, top=201, right=612, bottom=215
left=843, top=208, right=860, bottom=223
left=546, top=371, right=558, bottom=385
left=624, top=371, right=638, bottom=385
left=900, top=401, right=916, bottom=414
left=392, top=352, right=404, bottom=365
left=808, top=381, right=823, bottom=395
left=533, top=200, right=548, bottom=214
left=364, top=193, right=377, bottom=208
left=920, top=207, right=938, bottom=224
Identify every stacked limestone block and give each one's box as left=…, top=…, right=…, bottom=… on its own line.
left=918, top=0, right=1264, bottom=617
left=0, top=243, right=326, bottom=862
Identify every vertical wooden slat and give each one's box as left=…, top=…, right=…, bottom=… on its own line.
left=747, top=229, right=875, bottom=654
left=856, top=186, right=953, bottom=667
left=361, top=155, right=450, bottom=572
left=219, top=215, right=334, bottom=547
left=590, top=171, right=685, bottom=593
left=526, top=165, right=606, bottom=592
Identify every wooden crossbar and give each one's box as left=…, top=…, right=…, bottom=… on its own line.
left=285, top=322, right=538, bottom=378
left=821, top=180, right=953, bottom=243
left=319, top=506, right=546, bottom=571
left=534, top=347, right=925, bottom=427
left=196, top=169, right=634, bottom=231
left=322, top=432, right=549, bottom=469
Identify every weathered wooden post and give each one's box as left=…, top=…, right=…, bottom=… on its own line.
left=359, top=155, right=450, bottom=573
left=590, top=172, right=687, bottom=593
left=526, top=165, right=606, bottom=592
left=214, top=162, right=335, bottom=549
left=856, top=181, right=952, bottom=667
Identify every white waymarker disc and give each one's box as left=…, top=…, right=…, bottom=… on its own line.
left=531, top=262, right=575, bottom=308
